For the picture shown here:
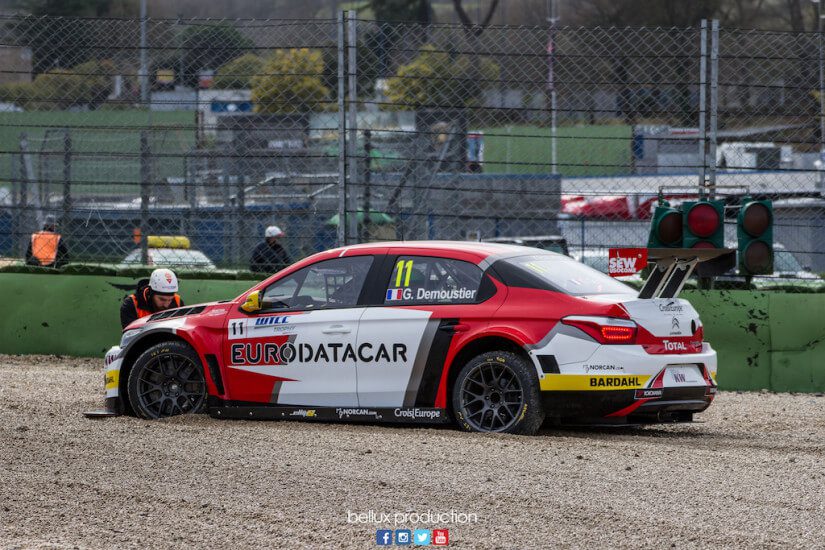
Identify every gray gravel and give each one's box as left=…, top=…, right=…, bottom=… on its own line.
left=1, top=354, right=825, bottom=549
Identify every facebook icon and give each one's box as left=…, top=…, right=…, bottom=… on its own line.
left=376, top=529, right=393, bottom=546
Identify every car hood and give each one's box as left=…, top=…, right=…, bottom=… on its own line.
left=125, top=300, right=228, bottom=330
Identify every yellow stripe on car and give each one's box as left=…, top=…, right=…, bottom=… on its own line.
left=540, top=374, right=652, bottom=391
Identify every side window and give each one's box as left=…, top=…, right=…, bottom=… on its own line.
left=261, top=256, right=374, bottom=310
left=385, top=256, right=482, bottom=305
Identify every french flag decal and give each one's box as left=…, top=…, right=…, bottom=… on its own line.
left=386, top=288, right=404, bottom=301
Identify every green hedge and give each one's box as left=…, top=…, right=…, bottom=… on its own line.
left=0, top=263, right=262, bottom=280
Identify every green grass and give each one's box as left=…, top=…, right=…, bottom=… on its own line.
left=481, top=124, right=632, bottom=177
left=0, top=110, right=196, bottom=195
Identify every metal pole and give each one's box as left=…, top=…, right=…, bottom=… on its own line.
left=62, top=129, right=71, bottom=242
left=708, top=19, right=719, bottom=198
left=698, top=20, right=708, bottom=193
left=139, top=0, right=149, bottom=105
left=818, top=1, right=825, bottom=194
left=19, top=133, right=35, bottom=255
left=140, top=131, right=150, bottom=265
left=10, top=152, right=19, bottom=257
left=362, top=129, right=372, bottom=243
left=336, top=11, right=346, bottom=247
left=548, top=0, right=558, bottom=174
left=346, top=10, right=359, bottom=244
left=177, top=13, right=185, bottom=88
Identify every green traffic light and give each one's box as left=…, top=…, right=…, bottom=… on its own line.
left=647, top=203, right=683, bottom=248
left=737, top=198, right=774, bottom=275
left=683, top=199, right=725, bottom=249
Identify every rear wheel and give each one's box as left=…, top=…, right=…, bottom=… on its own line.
left=452, top=351, right=544, bottom=435
left=127, top=341, right=207, bottom=419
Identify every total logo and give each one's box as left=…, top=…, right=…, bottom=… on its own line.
left=376, top=528, right=449, bottom=546
left=662, top=340, right=688, bottom=352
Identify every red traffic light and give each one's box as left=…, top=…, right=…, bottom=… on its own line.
left=743, top=240, right=772, bottom=273
left=741, top=202, right=771, bottom=237
left=657, top=211, right=683, bottom=245
left=691, top=241, right=716, bottom=249
left=686, top=203, right=721, bottom=238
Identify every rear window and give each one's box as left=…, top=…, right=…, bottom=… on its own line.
left=501, top=254, right=636, bottom=296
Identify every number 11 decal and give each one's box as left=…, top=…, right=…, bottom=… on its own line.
left=395, top=259, right=413, bottom=287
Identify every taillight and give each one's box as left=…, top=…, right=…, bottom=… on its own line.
left=561, top=316, right=637, bottom=344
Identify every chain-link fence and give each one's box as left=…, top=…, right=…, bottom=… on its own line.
left=0, top=13, right=823, bottom=286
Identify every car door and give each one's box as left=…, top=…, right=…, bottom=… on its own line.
left=356, top=253, right=503, bottom=408
left=222, top=254, right=375, bottom=406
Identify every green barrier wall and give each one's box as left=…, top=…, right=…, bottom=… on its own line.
left=675, top=290, right=825, bottom=392
left=0, top=275, right=823, bottom=392
left=0, top=274, right=258, bottom=356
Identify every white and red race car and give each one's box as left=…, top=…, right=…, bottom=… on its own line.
left=89, top=241, right=721, bottom=435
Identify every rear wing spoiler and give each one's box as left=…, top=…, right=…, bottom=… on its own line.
left=638, top=248, right=735, bottom=299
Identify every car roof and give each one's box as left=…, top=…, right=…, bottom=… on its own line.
left=304, top=240, right=565, bottom=268
left=341, top=239, right=553, bottom=255
left=483, top=235, right=565, bottom=242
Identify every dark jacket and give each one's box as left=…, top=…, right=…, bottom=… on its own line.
left=249, top=240, right=292, bottom=274
left=120, top=279, right=183, bottom=329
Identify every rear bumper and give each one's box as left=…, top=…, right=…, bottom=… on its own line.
left=541, top=385, right=714, bottom=425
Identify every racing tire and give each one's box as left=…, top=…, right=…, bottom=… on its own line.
left=127, top=341, right=207, bottom=420
left=452, top=351, right=544, bottom=435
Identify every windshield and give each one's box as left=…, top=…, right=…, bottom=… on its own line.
left=504, top=254, right=636, bottom=296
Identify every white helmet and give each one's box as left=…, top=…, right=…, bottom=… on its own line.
left=265, top=225, right=284, bottom=238
left=149, top=268, right=178, bottom=294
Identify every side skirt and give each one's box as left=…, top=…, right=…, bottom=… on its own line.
left=208, top=398, right=451, bottom=425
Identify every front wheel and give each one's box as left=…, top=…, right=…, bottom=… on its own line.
left=127, top=341, right=207, bottom=419
left=452, top=351, right=544, bottom=435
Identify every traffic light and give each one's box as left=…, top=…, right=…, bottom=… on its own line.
left=647, top=199, right=683, bottom=248
left=682, top=199, right=725, bottom=249
left=737, top=198, right=773, bottom=275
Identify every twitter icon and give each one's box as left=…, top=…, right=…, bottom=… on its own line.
left=413, top=529, right=431, bottom=546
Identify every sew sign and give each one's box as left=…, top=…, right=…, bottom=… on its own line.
left=608, top=248, right=648, bottom=277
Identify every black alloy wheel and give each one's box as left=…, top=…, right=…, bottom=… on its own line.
left=127, top=341, right=206, bottom=419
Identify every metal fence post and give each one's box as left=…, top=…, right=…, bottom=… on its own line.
left=698, top=20, right=708, bottom=192
left=139, top=0, right=149, bottom=105
left=19, top=133, right=33, bottom=256
left=708, top=20, right=719, bottom=198
left=62, top=129, right=72, bottom=237
left=346, top=10, right=358, bottom=244
left=140, top=130, right=150, bottom=265
left=10, top=152, right=19, bottom=257
left=235, top=171, right=245, bottom=267
left=819, top=0, right=825, bottom=195
left=361, top=129, right=372, bottom=243
left=336, top=11, right=347, bottom=247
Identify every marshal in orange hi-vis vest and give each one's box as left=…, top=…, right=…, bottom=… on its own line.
left=31, top=231, right=60, bottom=266
left=130, top=289, right=182, bottom=320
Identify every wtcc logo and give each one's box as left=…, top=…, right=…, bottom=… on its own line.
left=254, top=315, right=289, bottom=327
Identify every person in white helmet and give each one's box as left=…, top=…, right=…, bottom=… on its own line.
left=249, top=225, right=292, bottom=274
left=119, top=268, right=184, bottom=328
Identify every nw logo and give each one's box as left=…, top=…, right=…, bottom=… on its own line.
left=673, top=372, right=687, bottom=383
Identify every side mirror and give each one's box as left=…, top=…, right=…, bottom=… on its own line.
left=241, top=290, right=261, bottom=313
